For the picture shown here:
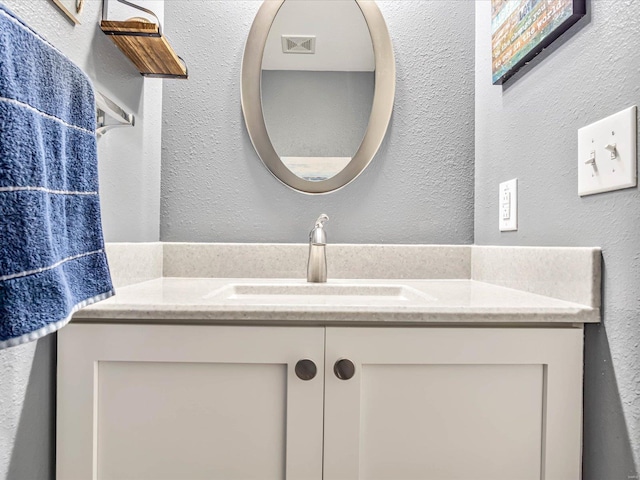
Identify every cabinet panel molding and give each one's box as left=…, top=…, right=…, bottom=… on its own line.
left=323, top=327, right=583, bottom=480
left=57, top=324, right=325, bottom=480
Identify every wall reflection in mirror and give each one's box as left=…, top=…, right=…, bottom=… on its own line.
left=261, top=0, right=375, bottom=182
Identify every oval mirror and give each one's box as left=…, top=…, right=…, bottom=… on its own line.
left=241, top=0, right=395, bottom=194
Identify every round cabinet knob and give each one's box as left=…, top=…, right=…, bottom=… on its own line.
left=295, top=359, right=317, bottom=381
left=334, top=358, right=356, bottom=380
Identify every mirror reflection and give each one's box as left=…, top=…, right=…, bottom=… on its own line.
left=261, top=0, right=375, bottom=182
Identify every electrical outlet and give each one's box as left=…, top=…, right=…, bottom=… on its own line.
left=499, top=179, right=517, bottom=231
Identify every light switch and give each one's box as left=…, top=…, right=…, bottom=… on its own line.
left=578, top=106, right=637, bottom=196
left=499, top=178, right=517, bottom=231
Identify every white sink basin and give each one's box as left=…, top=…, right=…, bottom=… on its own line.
left=204, top=282, right=435, bottom=306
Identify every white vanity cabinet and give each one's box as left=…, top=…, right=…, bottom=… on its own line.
left=57, top=323, right=584, bottom=480
left=323, top=327, right=583, bottom=480
left=56, top=324, right=326, bottom=480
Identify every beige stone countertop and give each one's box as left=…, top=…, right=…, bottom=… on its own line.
left=73, top=277, right=600, bottom=326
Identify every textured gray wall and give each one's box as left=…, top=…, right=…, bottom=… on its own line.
left=161, top=1, right=475, bottom=244
left=262, top=70, right=374, bottom=158
left=474, top=1, right=639, bottom=477
left=0, top=1, right=162, bottom=478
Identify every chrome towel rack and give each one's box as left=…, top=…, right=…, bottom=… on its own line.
left=95, top=91, right=134, bottom=137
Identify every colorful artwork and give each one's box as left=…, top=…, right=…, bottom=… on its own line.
left=491, top=0, right=585, bottom=84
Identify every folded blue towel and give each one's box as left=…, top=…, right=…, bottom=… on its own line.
left=0, top=4, right=114, bottom=349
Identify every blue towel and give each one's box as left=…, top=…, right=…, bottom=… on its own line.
left=0, top=4, right=114, bottom=349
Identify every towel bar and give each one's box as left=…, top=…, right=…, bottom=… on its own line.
left=95, top=91, right=134, bottom=137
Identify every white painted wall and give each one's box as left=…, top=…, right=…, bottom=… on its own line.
left=0, top=0, right=163, bottom=477
left=474, top=1, right=640, bottom=477
left=261, top=70, right=374, bottom=158
left=262, top=0, right=375, bottom=71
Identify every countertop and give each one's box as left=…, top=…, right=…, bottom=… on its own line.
left=73, top=277, right=599, bottom=326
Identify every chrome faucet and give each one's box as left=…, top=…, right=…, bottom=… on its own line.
left=307, top=214, right=329, bottom=283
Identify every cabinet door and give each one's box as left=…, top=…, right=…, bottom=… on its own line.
left=324, top=327, right=583, bottom=480
left=57, top=324, right=325, bottom=480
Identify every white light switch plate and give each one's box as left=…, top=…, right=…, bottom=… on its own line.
left=499, top=178, right=517, bottom=231
left=578, top=106, right=637, bottom=196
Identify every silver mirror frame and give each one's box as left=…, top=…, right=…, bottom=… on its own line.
left=241, top=0, right=396, bottom=194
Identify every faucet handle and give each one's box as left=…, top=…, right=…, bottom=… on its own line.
left=315, top=214, right=329, bottom=228
left=309, top=214, right=329, bottom=244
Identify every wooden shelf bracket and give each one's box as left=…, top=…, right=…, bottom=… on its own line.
left=100, top=0, right=188, bottom=79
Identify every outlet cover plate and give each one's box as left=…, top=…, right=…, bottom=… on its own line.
left=578, top=106, right=637, bottom=196
left=499, top=178, right=517, bottom=232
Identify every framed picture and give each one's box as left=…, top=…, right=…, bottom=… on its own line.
left=49, top=0, right=84, bottom=25
left=491, top=0, right=586, bottom=84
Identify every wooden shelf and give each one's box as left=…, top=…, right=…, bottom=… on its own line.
left=100, top=20, right=187, bottom=79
